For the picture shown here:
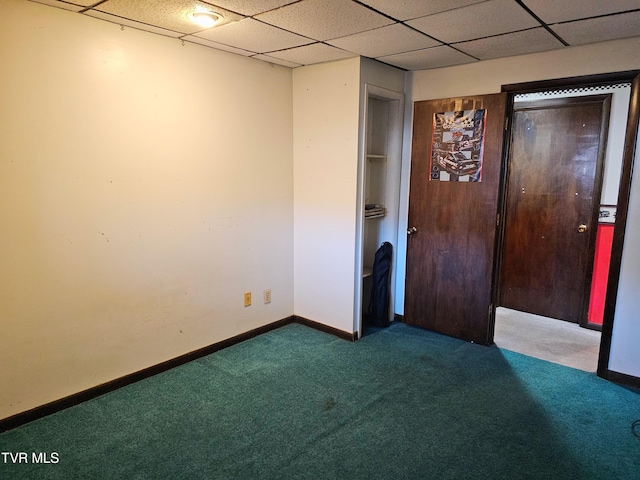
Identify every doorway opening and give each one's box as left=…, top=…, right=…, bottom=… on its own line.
left=494, top=307, right=601, bottom=371
left=354, top=84, right=404, bottom=339
left=494, top=81, right=632, bottom=370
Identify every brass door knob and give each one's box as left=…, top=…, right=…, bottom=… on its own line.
left=577, top=224, right=588, bottom=233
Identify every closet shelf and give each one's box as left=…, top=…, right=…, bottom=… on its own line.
left=363, top=266, right=373, bottom=278
left=366, top=154, right=387, bottom=160
left=365, top=204, right=385, bottom=219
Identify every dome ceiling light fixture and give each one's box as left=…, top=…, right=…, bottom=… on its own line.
left=187, top=8, right=223, bottom=29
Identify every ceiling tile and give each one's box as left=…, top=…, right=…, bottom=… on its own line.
left=455, top=28, right=564, bottom=60
left=378, top=45, right=476, bottom=71
left=182, top=35, right=255, bottom=55
left=93, top=0, right=244, bottom=35
left=358, top=0, right=487, bottom=21
left=266, top=42, right=357, bottom=66
left=255, top=0, right=394, bottom=41
left=521, top=0, right=640, bottom=24
left=252, top=54, right=302, bottom=68
left=84, top=10, right=186, bottom=37
left=407, top=0, right=539, bottom=43
left=28, top=0, right=85, bottom=12
left=550, top=11, right=640, bottom=46
left=328, top=23, right=441, bottom=58
left=193, top=18, right=313, bottom=53
left=204, top=1, right=299, bottom=16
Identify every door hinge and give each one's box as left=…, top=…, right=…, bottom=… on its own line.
left=496, top=213, right=501, bottom=226
left=504, top=116, right=509, bottom=130
left=489, top=303, right=494, bottom=319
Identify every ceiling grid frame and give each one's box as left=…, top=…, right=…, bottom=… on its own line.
left=27, top=0, right=640, bottom=70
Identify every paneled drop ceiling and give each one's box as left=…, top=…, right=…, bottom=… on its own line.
left=29, top=0, right=640, bottom=70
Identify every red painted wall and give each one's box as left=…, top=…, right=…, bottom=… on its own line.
left=588, top=223, right=615, bottom=325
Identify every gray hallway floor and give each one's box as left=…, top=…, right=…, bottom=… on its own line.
left=494, top=307, right=602, bottom=372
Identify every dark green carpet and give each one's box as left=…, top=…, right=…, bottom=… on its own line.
left=1, top=322, right=639, bottom=479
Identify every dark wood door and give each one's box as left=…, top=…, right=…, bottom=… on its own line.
left=499, top=95, right=610, bottom=324
left=404, top=94, right=507, bottom=345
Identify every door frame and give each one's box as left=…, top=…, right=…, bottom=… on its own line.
left=354, top=84, right=404, bottom=339
left=597, top=73, right=640, bottom=384
left=495, top=70, right=640, bottom=383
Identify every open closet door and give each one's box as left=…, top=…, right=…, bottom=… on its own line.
left=404, top=94, right=507, bottom=345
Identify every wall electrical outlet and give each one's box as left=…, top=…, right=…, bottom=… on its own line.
left=244, top=292, right=251, bottom=307
left=264, top=289, right=271, bottom=304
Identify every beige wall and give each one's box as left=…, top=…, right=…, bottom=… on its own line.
left=292, top=57, right=405, bottom=334
left=0, top=0, right=294, bottom=420
left=407, top=38, right=640, bottom=101
left=292, top=58, right=361, bottom=332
